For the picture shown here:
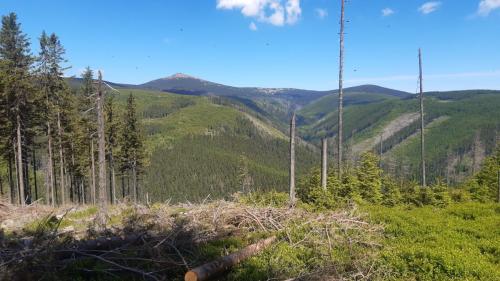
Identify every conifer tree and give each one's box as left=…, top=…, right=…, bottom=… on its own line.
left=339, top=172, right=361, bottom=202
left=105, top=95, right=118, bottom=203
left=381, top=176, right=402, bottom=206
left=237, top=154, right=253, bottom=193
left=357, top=152, right=382, bottom=203
left=78, top=67, right=96, bottom=204
left=431, top=179, right=451, bottom=207
left=37, top=31, right=68, bottom=205
left=96, top=71, right=107, bottom=226
left=475, top=147, right=500, bottom=201
left=0, top=13, right=35, bottom=205
left=119, top=93, right=144, bottom=203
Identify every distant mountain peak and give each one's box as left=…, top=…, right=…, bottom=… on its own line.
left=165, top=73, right=197, bottom=80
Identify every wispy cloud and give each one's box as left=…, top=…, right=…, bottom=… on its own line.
left=381, top=8, right=395, bottom=17
left=477, top=0, right=500, bottom=16
left=418, top=2, right=441, bottom=14
left=315, top=8, right=328, bottom=19
left=216, top=0, right=302, bottom=26
left=346, top=70, right=500, bottom=84
left=249, top=21, right=258, bottom=31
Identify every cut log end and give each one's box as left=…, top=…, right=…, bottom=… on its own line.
left=184, top=271, right=198, bottom=281
left=184, top=236, right=276, bottom=281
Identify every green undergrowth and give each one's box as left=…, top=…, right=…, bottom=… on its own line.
left=365, top=203, right=500, bottom=280
left=8, top=197, right=500, bottom=281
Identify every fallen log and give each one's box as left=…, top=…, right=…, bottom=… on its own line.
left=54, top=233, right=144, bottom=259
left=185, top=236, right=276, bottom=281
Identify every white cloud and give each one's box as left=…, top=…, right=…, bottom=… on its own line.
left=216, top=0, right=302, bottom=26
left=381, top=8, right=394, bottom=17
left=477, top=0, right=500, bottom=16
left=285, top=0, right=301, bottom=24
left=249, top=21, right=258, bottom=31
left=418, top=2, right=441, bottom=14
left=315, top=8, right=328, bottom=19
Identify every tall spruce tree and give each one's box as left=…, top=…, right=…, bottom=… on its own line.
left=37, top=31, right=68, bottom=205
left=105, top=95, right=118, bottom=204
left=0, top=13, right=35, bottom=205
left=119, top=93, right=144, bottom=203
left=79, top=67, right=97, bottom=204
left=96, top=71, right=107, bottom=226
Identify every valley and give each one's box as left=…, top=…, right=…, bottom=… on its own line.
left=75, top=74, right=500, bottom=199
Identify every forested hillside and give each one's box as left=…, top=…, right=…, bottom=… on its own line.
left=297, top=90, right=500, bottom=184
left=108, top=89, right=318, bottom=202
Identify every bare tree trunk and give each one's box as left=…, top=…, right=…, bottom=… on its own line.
left=80, top=181, right=85, bottom=205
left=8, top=153, right=15, bottom=204
left=418, top=49, right=426, bottom=187
left=121, top=175, right=125, bottom=199
left=13, top=143, right=21, bottom=204
left=13, top=143, right=20, bottom=204
left=32, top=147, right=38, bottom=201
left=132, top=162, right=137, bottom=204
left=70, top=144, right=76, bottom=203
left=90, top=138, right=96, bottom=205
left=337, top=0, right=346, bottom=177
left=23, top=154, right=30, bottom=204
left=47, top=121, right=55, bottom=206
left=109, top=148, right=116, bottom=204
left=289, top=112, right=296, bottom=204
left=96, top=71, right=108, bottom=226
left=321, top=138, right=327, bottom=190
left=127, top=174, right=130, bottom=198
left=16, top=114, right=25, bottom=206
left=57, top=110, right=65, bottom=205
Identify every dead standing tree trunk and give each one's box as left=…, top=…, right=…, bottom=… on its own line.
left=90, top=137, right=96, bottom=205
left=57, top=109, right=65, bottom=205
left=45, top=90, right=55, bottom=206
left=95, top=71, right=108, bottom=227
left=321, top=138, right=328, bottom=190
left=289, top=112, right=296, bottom=204
left=419, top=48, right=426, bottom=187
left=16, top=114, right=25, bottom=206
left=337, top=0, right=346, bottom=177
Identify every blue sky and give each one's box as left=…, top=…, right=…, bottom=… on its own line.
left=2, top=0, right=500, bottom=92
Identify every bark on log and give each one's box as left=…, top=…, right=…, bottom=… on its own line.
left=185, top=236, right=276, bottom=281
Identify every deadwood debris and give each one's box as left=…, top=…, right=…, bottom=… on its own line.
left=0, top=200, right=381, bottom=280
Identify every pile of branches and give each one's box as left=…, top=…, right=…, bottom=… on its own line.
left=0, top=200, right=382, bottom=280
